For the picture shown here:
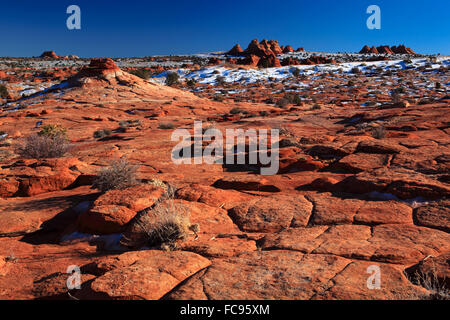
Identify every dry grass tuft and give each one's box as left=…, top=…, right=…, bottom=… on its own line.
left=93, top=158, right=139, bottom=192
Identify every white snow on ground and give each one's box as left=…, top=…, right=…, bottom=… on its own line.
left=152, top=57, right=450, bottom=85
left=367, top=191, right=433, bottom=208
left=60, top=232, right=124, bottom=251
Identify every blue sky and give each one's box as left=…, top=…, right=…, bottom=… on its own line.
left=0, top=0, right=448, bottom=57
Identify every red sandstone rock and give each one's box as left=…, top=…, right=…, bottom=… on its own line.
left=81, top=250, right=210, bottom=300
left=78, top=204, right=136, bottom=235
left=229, top=194, right=313, bottom=232
left=226, top=44, right=244, bottom=56
left=257, top=53, right=281, bottom=68
left=282, top=45, right=294, bottom=53
left=40, top=51, right=58, bottom=59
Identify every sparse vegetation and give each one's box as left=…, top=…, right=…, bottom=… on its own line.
left=0, top=85, right=8, bottom=99
left=38, top=124, right=67, bottom=139
left=158, top=121, right=175, bottom=129
left=371, top=126, right=387, bottom=139
left=129, top=68, right=151, bottom=80
left=351, top=67, right=361, bottom=74
left=230, top=107, right=244, bottom=114
left=93, top=129, right=112, bottom=139
left=186, top=78, right=197, bottom=87
left=17, top=134, right=70, bottom=159
left=93, top=158, right=139, bottom=192
left=396, top=265, right=450, bottom=300
left=216, top=75, right=226, bottom=86
left=147, top=178, right=168, bottom=190
left=276, top=98, right=289, bottom=108
left=212, top=94, right=224, bottom=102
left=165, top=72, right=180, bottom=86
left=119, top=119, right=142, bottom=129
left=133, top=199, right=198, bottom=250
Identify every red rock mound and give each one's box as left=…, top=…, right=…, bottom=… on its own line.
left=300, top=56, right=336, bottom=65
left=359, top=45, right=416, bottom=55
left=228, top=39, right=303, bottom=68
left=40, top=51, right=59, bottom=59
left=76, top=58, right=121, bottom=78
left=226, top=44, right=244, bottom=56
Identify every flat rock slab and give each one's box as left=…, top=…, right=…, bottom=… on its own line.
left=308, top=193, right=413, bottom=225
left=229, top=194, right=313, bottom=232
left=81, top=250, right=211, bottom=300
left=0, top=186, right=96, bottom=236
left=180, top=235, right=257, bottom=258
left=336, top=168, right=450, bottom=200
left=260, top=224, right=450, bottom=265
left=315, top=260, right=426, bottom=300
left=212, top=176, right=280, bottom=192
left=167, top=250, right=424, bottom=300
left=176, top=183, right=254, bottom=210
left=414, top=200, right=450, bottom=232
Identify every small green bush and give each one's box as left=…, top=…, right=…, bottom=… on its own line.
left=130, top=68, right=151, bottom=80
left=38, top=124, right=67, bottom=139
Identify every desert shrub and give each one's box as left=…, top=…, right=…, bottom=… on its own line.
left=130, top=68, right=151, bottom=80
left=17, top=134, right=70, bottom=159
left=93, top=129, right=112, bottom=139
left=292, top=68, right=300, bottom=78
left=435, top=82, right=441, bottom=89
left=212, top=94, right=224, bottom=102
left=396, top=266, right=450, bottom=300
left=130, top=200, right=198, bottom=250
left=165, top=72, right=180, bottom=86
left=158, top=121, right=175, bottom=129
left=93, top=158, right=138, bottom=192
left=216, top=75, right=226, bottom=86
left=147, top=178, right=168, bottom=190
left=351, top=67, right=361, bottom=74
left=310, top=104, right=322, bottom=110
left=186, top=79, right=197, bottom=87
left=38, top=124, right=67, bottom=139
left=371, top=126, right=386, bottom=139
left=119, top=119, right=141, bottom=129
left=277, top=127, right=295, bottom=138
left=230, top=107, right=244, bottom=114
left=0, top=85, right=8, bottom=98
left=276, top=98, right=289, bottom=108
left=284, top=93, right=302, bottom=106
left=391, top=90, right=401, bottom=104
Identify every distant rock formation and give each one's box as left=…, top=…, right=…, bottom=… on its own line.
left=226, top=44, right=244, bottom=56
left=281, top=57, right=300, bottom=66
left=40, top=51, right=59, bottom=59
left=227, top=39, right=305, bottom=68
left=391, top=45, right=416, bottom=55
left=377, top=46, right=394, bottom=54
left=67, top=58, right=124, bottom=87
left=300, top=56, right=336, bottom=65
left=359, top=45, right=416, bottom=55
left=282, top=45, right=294, bottom=54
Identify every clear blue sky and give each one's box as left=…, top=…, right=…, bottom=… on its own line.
left=0, top=0, right=448, bottom=57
